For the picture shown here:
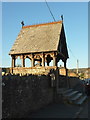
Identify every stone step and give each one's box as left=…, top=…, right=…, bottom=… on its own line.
left=62, top=89, right=73, bottom=95
left=57, top=88, right=87, bottom=105
left=75, top=95, right=87, bottom=105
left=70, top=93, right=82, bottom=101
left=64, top=91, right=79, bottom=98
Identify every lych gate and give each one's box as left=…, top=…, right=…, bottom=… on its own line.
left=9, top=20, right=69, bottom=74
left=11, top=52, right=66, bottom=68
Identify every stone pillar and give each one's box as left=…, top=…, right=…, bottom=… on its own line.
left=22, top=55, right=25, bottom=67
left=11, top=56, right=15, bottom=67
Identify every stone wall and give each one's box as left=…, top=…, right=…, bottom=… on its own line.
left=58, top=75, right=67, bottom=88
left=2, top=74, right=53, bottom=118
left=68, top=76, right=80, bottom=88
left=68, top=76, right=84, bottom=92
left=10, top=66, right=57, bottom=75
left=59, top=67, right=67, bottom=76
left=58, top=75, right=84, bottom=92
left=2, top=72, right=83, bottom=118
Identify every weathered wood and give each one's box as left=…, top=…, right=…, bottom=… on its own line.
left=42, top=56, right=45, bottom=66
left=11, top=56, right=15, bottom=67
left=22, top=55, right=25, bottom=67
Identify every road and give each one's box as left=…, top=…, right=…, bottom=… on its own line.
left=76, top=96, right=89, bottom=119
left=26, top=97, right=89, bottom=118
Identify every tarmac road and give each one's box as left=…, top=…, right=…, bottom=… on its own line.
left=76, top=96, right=89, bottom=119
left=26, top=98, right=88, bottom=118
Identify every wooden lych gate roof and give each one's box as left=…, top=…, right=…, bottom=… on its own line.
left=9, top=21, right=69, bottom=60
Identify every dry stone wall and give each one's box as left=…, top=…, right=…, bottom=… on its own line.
left=68, top=76, right=84, bottom=92
left=58, top=75, right=84, bottom=93
left=2, top=73, right=83, bottom=118
left=9, top=66, right=57, bottom=75
left=2, top=74, right=53, bottom=118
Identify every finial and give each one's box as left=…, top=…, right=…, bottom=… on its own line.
left=21, top=21, right=24, bottom=28
left=61, top=15, right=63, bottom=21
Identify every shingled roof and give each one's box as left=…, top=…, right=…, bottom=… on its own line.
left=9, top=21, right=68, bottom=58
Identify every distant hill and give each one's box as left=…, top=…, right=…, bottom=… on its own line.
left=68, top=67, right=90, bottom=79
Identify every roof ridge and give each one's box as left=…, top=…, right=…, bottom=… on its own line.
left=22, top=21, right=62, bottom=29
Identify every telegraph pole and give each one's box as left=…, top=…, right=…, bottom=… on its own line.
left=77, top=59, right=79, bottom=74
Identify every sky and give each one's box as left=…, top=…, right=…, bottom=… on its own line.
left=1, top=2, right=88, bottom=69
